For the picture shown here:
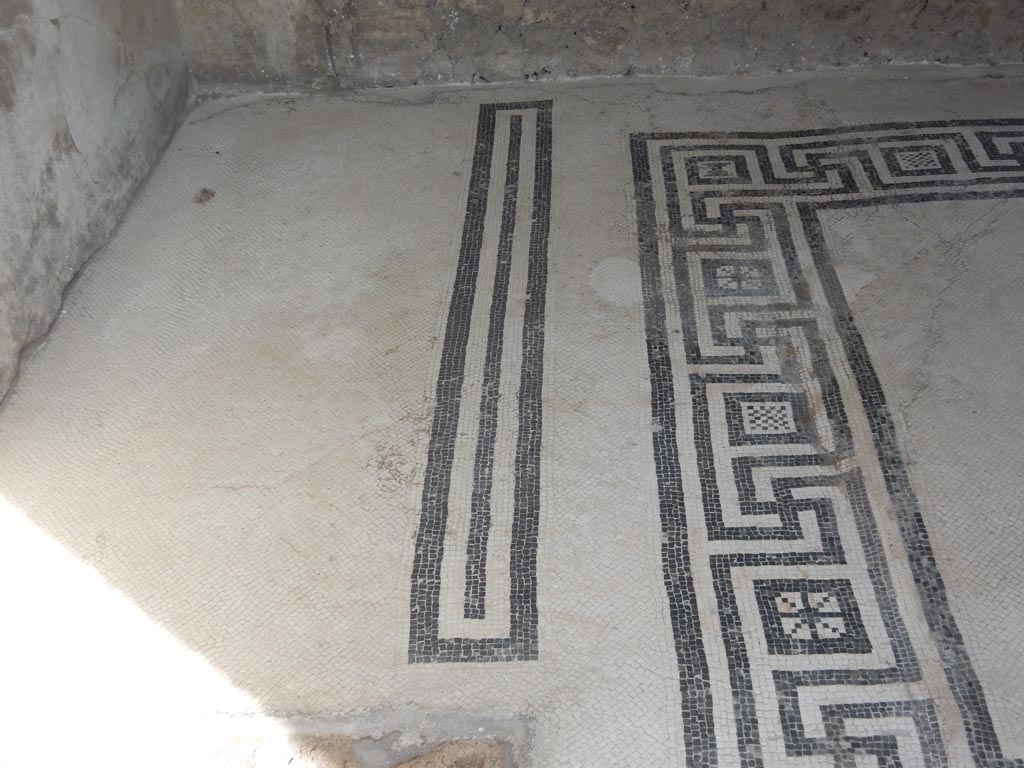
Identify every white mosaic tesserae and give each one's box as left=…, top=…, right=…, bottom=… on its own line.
left=0, top=67, right=1022, bottom=767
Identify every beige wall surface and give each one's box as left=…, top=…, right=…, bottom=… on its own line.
left=0, top=0, right=191, bottom=400
left=177, top=0, right=1024, bottom=88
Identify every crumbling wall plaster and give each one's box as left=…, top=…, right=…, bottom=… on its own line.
left=177, top=0, right=1024, bottom=89
left=0, top=0, right=191, bottom=400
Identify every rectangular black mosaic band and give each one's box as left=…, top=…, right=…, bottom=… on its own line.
left=409, top=100, right=552, bottom=664
left=464, top=113, right=524, bottom=620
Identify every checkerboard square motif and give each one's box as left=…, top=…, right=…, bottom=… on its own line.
left=741, top=401, right=795, bottom=435
left=881, top=143, right=954, bottom=177
left=895, top=148, right=943, bottom=171
left=722, top=391, right=814, bottom=447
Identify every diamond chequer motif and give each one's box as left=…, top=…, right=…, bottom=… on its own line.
left=741, top=401, right=795, bottom=435
left=881, top=144, right=954, bottom=177
left=896, top=149, right=942, bottom=171
left=722, top=391, right=814, bottom=446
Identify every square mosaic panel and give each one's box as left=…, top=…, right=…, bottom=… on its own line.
left=881, top=144, right=956, bottom=177
left=722, top=391, right=814, bottom=447
left=702, top=259, right=779, bottom=299
left=755, top=578, right=871, bottom=655
left=684, top=154, right=754, bottom=185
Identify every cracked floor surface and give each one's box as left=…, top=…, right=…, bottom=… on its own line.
left=1, top=65, right=1022, bottom=767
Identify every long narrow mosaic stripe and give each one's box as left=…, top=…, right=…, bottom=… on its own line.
left=629, top=122, right=1024, bottom=767
left=409, top=100, right=552, bottom=663
left=464, top=114, right=524, bottom=620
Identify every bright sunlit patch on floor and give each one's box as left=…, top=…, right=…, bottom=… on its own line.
left=0, top=495, right=294, bottom=768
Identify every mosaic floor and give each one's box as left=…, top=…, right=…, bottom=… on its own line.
left=1, top=67, right=1022, bottom=767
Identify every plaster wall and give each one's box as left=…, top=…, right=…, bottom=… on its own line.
left=0, top=0, right=191, bottom=399
left=176, top=0, right=1024, bottom=89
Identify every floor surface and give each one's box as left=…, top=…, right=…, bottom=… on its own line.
left=1, top=66, right=1023, bottom=768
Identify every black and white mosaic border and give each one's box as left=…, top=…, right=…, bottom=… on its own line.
left=630, top=121, right=1024, bottom=767
left=409, top=101, right=552, bottom=663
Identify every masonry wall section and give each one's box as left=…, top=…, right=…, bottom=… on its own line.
left=0, top=0, right=192, bottom=400
left=176, top=0, right=1024, bottom=89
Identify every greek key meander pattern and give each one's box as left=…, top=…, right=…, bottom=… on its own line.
left=409, top=101, right=551, bottom=663
left=630, top=122, right=1024, bottom=767
left=407, top=103, right=1023, bottom=765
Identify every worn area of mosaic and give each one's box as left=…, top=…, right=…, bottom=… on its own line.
left=0, top=68, right=1022, bottom=767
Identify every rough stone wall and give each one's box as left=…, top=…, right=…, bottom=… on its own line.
left=0, top=0, right=191, bottom=400
left=177, top=0, right=1024, bottom=89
